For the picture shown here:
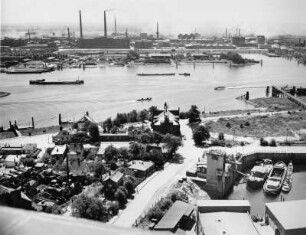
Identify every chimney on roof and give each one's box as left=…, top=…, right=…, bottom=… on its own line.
left=156, top=21, right=159, bottom=39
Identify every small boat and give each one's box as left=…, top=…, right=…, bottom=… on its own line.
left=247, top=159, right=273, bottom=189
left=179, top=73, right=190, bottom=76
left=137, top=97, right=152, bottom=102
left=282, top=161, right=293, bottom=193
left=214, top=86, right=226, bottom=90
left=263, top=161, right=287, bottom=195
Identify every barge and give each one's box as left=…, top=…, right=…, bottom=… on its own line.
left=137, top=73, right=175, bottom=76
left=29, top=79, right=84, bottom=85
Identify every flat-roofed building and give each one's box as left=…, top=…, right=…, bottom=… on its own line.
left=265, top=200, right=306, bottom=235
left=197, top=199, right=250, bottom=213
left=198, top=211, right=259, bottom=235
left=128, top=160, right=155, bottom=178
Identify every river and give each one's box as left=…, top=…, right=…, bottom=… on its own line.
left=1, top=54, right=306, bottom=127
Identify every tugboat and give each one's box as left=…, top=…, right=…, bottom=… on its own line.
left=137, top=97, right=152, bottom=102
left=263, top=161, right=287, bottom=195
left=247, top=159, right=273, bottom=189
left=282, top=161, right=293, bottom=193
left=214, top=86, right=226, bottom=90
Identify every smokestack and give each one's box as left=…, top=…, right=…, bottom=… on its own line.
left=67, top=27, right=71, bottom=44
left=27, top=30, right=31, bottom=41
left=32, top=117, right=35, bottom=129
left=156, top=21, right=159, bottom=39
left=225, top=28, right=227, bottom=37
left=239, top=29, right=241, bottom=36
left=79, top=10, right=83, bottom=38
left=104, top=10, right=107, bottom=38
left=125, top=28, right=128, bottom=38
left=114, top=17, right=117, bottom=35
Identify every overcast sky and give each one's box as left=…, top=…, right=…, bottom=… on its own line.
left=1, top=0, right=306, bottom=36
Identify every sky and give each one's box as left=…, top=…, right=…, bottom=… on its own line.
left=1, top=0, right=306, bottom=37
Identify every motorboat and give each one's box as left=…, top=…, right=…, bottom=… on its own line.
left=263, top=161, right=287, bottom=195
left=247, top=159, right=273, bottom=189
left=214, top=86, right=226, bottom=90
left=282, top=161, right=293, bottom=193
left=179, top=73, right=190, bottom=76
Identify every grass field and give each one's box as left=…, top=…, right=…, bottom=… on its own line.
left=205, top=111, right=306, bottom=138
left=251, top=97, right=300, bottom=111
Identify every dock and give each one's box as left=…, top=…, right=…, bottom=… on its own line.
left=272, top=86, right=306, bottom=109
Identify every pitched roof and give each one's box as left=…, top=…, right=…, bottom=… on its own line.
left=154, top=200, right=193, bottom=231
left=110, top=171, right=124, bottom=183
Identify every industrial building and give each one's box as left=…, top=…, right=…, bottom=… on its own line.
left=265, top=200, right=306, bottom=235
left=77, top=10, right=130, bottom=49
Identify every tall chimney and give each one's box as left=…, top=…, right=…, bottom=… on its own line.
left=104, top=10, right=107, bottom=38
left=156, top=21, right=159, bottom=39
left=225, top=28, right=227, bottom=37
left=79, top=10, right=83, bottom=38
left=114, top=17, right=117, bottom=35
left=28, top=30, right=31, bottom=41
left=67, top=27, right=71, bottom=44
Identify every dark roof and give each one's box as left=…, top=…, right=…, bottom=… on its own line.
left=154, top=201, right=193, bottom=231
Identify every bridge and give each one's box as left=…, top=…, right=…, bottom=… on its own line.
left=271, top=85, right=306, bottom=109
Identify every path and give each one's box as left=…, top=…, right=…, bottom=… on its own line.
left=111, top=119, right=203, bottom=227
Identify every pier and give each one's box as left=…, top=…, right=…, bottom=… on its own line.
left=272, top=86, right=306, bottom=109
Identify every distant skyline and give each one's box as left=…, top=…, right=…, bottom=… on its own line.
left=1, top=0, right=306, bottom=37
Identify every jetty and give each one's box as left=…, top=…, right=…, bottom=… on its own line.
left=29, top=79, right=84, bottom=85
left=137, top=73, right=175, bottom=76
left=272, top=86, right=306, bottom=109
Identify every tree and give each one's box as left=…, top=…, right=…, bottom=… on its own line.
left=150, top=149, right=165, bottom=168
left=193, top=125, right=210, bottom=145
left=88, top=123, right=100, bottom=142
left=94, top=161, right=107, bottom=179
left=109, top=160, right=118, bottom=171
left=115, top=188, right=127, bottom=207
left=137, top=109, right=148, bottom=123
left=188, top=105, right=200, bottom=123
left=163, top=134, right=182, bottom=157
left=124, top=180, right=135, bottom=195
left=129, top=142, right=144, bottom=159
left=108, top=201, right=119, bottom=215
left=148, top=106, right=158, bottom=119
left=71, top=194, right=108, bottom=221
left=104, top=145, right=118, bottom=162
left=103, top=117, right=113, bottom=133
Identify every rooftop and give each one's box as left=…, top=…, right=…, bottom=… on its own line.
left=109, top=171, right=124, bottom=183
left=154, top=200, right=193, bottom=231
left=199, top=212, right=259, bottom=235
left=51, top=145, right=67, bottom=156
left=266, top=200, right=306, bottom=230
left=128, top=160, right=154, bottom=172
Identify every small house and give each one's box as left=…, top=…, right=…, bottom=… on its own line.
left=103, top=171, right=124, bottom=189
left=51, top=145, right=68, bottom=160
left=4, top=155, right=21, bottom=168
left=22, top=143, right=38, bottom=155
left=128, top=160, right=155, bottom=178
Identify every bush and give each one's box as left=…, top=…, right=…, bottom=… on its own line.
left=245, top=121, right=250, bottom=126
left=240, top=124, right=244, bottom=128
left=109, top=160, right=118, bottom=171
left=160, top=198, right=173, bottom=211
left=147, top=207, right=165, bottom=221
left=269, top=139, right=277, bottom=147
left=169, top=190, right=188, bottom=203
left=108, top=201, right=119, bottom=215
left=226, top=122, right=231, bottom=128
left=115, top=188, right=127, bottom=207
left=240, top=141, right=245, bottom=146
left=260, top=138, right=269, bottom=146
left=124, top=180, right=135, bottom=195
left=218, top=132, right=225, bottom=140
left=88, top=123, right=100, bottom=142
left=71, top=194, right=108, bottom=221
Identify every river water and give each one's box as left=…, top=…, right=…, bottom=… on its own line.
left=226, top=164, right=306, bottom=216
left=1, top=54, right=306, bottom=127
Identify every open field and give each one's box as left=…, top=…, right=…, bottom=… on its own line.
left=205, top=111, right=306, bottom=138
left=19, top=125, right=62, bottom=137
left=251, top=97, right=301, bottom=111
